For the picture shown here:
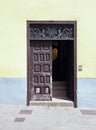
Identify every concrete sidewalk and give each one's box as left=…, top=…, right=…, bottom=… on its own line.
left=0, top=105, right=96, bottom=130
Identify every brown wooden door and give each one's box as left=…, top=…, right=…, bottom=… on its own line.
left=30, top=40, right=52, bottom=101
left=27, top=21, right=77, bottom=107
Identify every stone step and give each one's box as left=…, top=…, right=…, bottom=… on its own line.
left=30, top=97, right=74, bottom=107
left=53, top=86, right=66, bottom=91
left=53, top=81, right=66, bottom=86
left=53, top=81, right=66, bottom=90
left=52, top=90, right=67, bottom=97
left=52, top=81, right=67, bottom=97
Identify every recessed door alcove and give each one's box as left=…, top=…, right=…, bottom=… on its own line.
left=27, top=21, right=77, bottom=107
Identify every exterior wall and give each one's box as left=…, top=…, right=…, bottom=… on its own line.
left=0, top=0, right=96, bottom=108
left=77, top=78, right=96, bottom=108
left=0, top=78, right=27, bottom=105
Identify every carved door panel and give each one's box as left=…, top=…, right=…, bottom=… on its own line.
left=31, top=41, right=52, bottom=101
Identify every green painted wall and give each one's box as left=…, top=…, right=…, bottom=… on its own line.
left=0, top=0, right=96, bottom=78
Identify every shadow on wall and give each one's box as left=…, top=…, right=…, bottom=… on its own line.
left=77, top=78, right=96, bottom=108
left=0, top=78, right=27, bottom=105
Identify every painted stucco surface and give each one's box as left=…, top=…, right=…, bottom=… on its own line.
left=0, top=0, right=96, bottom=107
left=77, top=78, right=96, bottom=108
left=0, top=78, right=96, bottom=108
left=0, top=78, right=27, bottom=105
left=0, top=0, right=96, bottom=78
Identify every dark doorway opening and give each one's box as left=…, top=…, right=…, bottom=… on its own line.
left=52, top=40, right=74, bottom=101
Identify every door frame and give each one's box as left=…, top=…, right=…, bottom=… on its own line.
left=27, top=21, right=77, bottom=107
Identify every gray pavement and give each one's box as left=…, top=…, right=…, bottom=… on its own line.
left=0, top=105, right=96, bottom=130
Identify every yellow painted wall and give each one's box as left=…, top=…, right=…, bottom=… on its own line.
left=0, top=0, right=96, bottom=78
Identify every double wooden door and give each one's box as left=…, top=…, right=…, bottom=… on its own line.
left=30, top=41, right=52, bottom=101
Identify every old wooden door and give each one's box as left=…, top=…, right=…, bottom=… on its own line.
left=27, top=21, right=77, bottom=107
left=30, top=40, right=52, bottom=101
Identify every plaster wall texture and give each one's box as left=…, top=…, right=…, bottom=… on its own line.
left=0, top=0, right=96, bottom=78
left=0, top=78, right=96, bottom=108
left=0, top=0, right=96, bottom=108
